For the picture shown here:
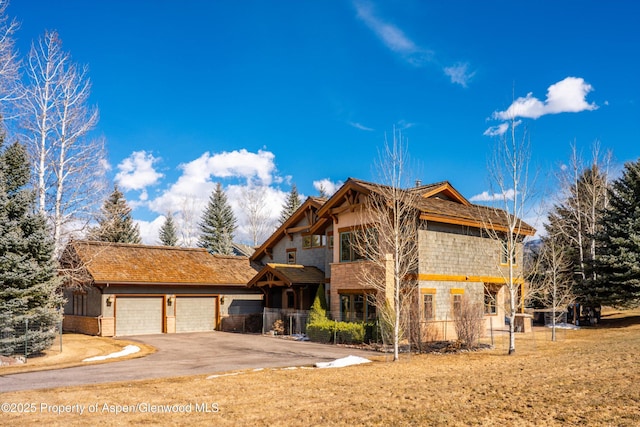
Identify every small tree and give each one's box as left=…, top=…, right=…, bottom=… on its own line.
left=279, top=183, right=301, bottom=225
left=158, top=212, right=178, bottom=246
left=0, top=140, right=63, bottom=356
left=352, top=129, right=420, bottom=361
left=481, top=117, right=534, bottom=354
left=88, top=185, right=141, bottom=244
left=239, top=184, right=273, bottom=246
left=198, top=182, right=237, bottom=255
left=308, top=284, right=328, bottom=324
left=534, top=237, right=575, bottom=341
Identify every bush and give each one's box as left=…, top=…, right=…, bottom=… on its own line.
left=453, top=296, right=485, bottom=348
left=306, top=319, right=366, bottom=344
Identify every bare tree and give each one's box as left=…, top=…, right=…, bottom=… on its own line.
left=239, top=184, right=274, bottom=246
left=0, top=0, right=21, bottom=118
left=177, top=195, right=201, bottom=247
left=481, top=118, right=534, bottom=354
left=453, top=295, right=485, bottom=348
left=21, top=31, right=105, bottom=254
left=546, top=142, right=611, bottom=298
left=353, top=129, right=420, bottom=361
left=534, top=237, right=575, bottom=342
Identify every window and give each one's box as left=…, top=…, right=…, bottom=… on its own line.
left=303, top=234, right=326, bottom=249
left=340, top=292, right=376, bottom=322
left=500, top=241, right=517, bottom=265
left=73, top=292, right=87, bottom=316
left=423, top=294, right=434, bottom=320
left=328, top=233, right=334, bottom=249
left=451, top=289, right=464, bottom=318
left=484, top=287, right=497, bottom=315
left=287, top=249, right=296, bottom=264
left=339, top=228, right=376, bottom=262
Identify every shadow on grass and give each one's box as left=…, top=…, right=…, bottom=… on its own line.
left=594, top=313, right=640, bottom=329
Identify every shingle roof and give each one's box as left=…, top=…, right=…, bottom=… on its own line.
left=62, top=241, right=258, bottom=286
left=247, top=263, right=326, bottom=287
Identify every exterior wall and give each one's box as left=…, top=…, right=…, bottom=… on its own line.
left=418, top=227, right=523, bottom=279
left=262, top=217, right=329, bottom=272
left=63, top=284, right=261, bottom=336
left=329, top=262, right=382, bottom=320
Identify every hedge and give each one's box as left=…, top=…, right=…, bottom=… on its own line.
left=306, top=319, right=366, bottom=344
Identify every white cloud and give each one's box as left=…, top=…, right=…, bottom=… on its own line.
left=354, top=1, right=471, bottom=86
left=354, top=0, right=433, bottom=66
left=313, top=179, right=343, bottom=196
left=469, top=188, right=517, bottom=202
left=135, top=215, right=166, bottom=246
left=444, top=62, right=475, bottom=88
left=349, top=121, right=374, bottom=131
left=139, top=148, right=288, bottom=246
left=115, top=151, right=163, bottom=191
left=492, top=77, right=598, bottom=121
left=483, top=122, right=509, bottom=137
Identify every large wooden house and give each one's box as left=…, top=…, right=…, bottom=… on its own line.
left=249, top=178, right=535, bottom=338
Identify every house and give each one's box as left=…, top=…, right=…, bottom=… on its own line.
left=60, top=241, right=262, bottom=337
left=249, top=178, right=535, bottom=339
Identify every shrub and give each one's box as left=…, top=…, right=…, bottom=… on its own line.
left=453, top=296, right=485, bottom=348
left=308, top=284, right=328, bottom=324
left=306, top=319, right=366, bottom=344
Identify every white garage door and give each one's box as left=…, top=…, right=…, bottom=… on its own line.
left=176, top=296, right=217, bottom=333
left=115, top=297, right=163, bottom=336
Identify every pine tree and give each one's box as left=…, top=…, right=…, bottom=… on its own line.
left=279, top=183, right=301, bottom=225
left=198, top=182, right=236, bottom=255
left=159, top=212, right=178, bottom=246
left=0, top=140, right=63, bottom=356
left=89, top=185, right=141, bottom=244
left=594, top=158, right=640, bottom=307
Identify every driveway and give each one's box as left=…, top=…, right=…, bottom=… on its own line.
left=0, top=332, right=376, bottom=393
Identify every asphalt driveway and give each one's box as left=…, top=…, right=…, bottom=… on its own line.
left=0, top=332, right=376, bottom=393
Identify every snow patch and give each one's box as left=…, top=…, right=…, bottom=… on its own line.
left=315, top=355, right=371, bottom=369
left=82, top=345, right=140, bottom=362
left=546, top=323, right=580, bottom=330
left=206, top=372, right=243, bottom=379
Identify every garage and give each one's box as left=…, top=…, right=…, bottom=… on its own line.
left=175, top=296, right=217, bottom=333
left=115, top=296, right=164, bottom=336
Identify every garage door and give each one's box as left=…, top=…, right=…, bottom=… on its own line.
left=176, top=296, right=217, bottom=333
left=115, top=297, right=163, bottom=336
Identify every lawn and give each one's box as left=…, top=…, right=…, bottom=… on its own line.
left=2, top=310, right=639, bottom=426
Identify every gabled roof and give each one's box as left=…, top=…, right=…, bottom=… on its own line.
left=310, top=177, right=535, bottom=236
left=250, top=197, right=326, bottom=262
left=247, top=263, right=326, bottom=288
left=61, top=241, right=259, bottom=286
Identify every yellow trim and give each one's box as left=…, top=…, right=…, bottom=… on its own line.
left=418, top=273, right=524, bottom=285
left=420, top=288, right=437, bottom=294
left=450, top=288, right=465, bottom=294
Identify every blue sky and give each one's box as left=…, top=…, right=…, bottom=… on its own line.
left=7, top=1, right=639, bottom=244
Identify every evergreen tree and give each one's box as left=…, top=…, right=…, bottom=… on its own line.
left=0, top=140, right=63, bottom=356
left=279, top=183, right=301, bottom=225
left=89, top=185, right=141, bottom=244
left=594, top=158, right=640, bottom=307
left=198, top=183, right=236, bottom=255
left=308, top=284, right=328, bottom=324
left=159, top=212, right=178, bottom=246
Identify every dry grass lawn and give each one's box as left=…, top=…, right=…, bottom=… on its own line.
left=2, top=310, right=640, bottom=426
left=0, top=334, right=154, bottom=375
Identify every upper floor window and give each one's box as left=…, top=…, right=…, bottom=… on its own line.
left=303, top=234, right=326, bottom=249
left=286, top=249, right=296, bottom=264
left=500, top=241, right=517, bottom=265
left=339, top=228, right=376, bottom=262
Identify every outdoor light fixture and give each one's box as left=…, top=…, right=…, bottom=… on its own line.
left=220, top=296, right=225, bottom=304
left=167, top=295, right=176, bottom=305
left=106, top=295, right=115, bottom=306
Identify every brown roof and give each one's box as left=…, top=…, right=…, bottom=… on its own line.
left=247, top=264, right=326, bottom=287
left=312, top=177, right=535, bottom=236
left=62, top=241, right=258, bottom=286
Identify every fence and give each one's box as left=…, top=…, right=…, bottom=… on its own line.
left=220, top=313, right=263, bottom=333
left=262, top=308, right=309, bottom=335
left=0, top=318, right=63, bottom=359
